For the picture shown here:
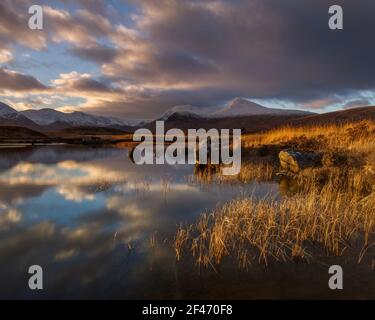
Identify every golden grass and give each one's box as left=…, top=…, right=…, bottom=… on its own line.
left=243, top=120, right=375, bottom=155
left=175, top=120, right=375, bottom=268
left=175, top=177, right=374, bottom=268
left=217, top=161, right=277, bottom=184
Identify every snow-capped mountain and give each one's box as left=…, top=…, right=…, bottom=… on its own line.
left=159, top=98, right=313, bottom=121
left=212, top=98, right=312, bottom=117
left=0, top=102, right=39, bottom=126
left=0, top=102, right=139, bottom=129
left=0, top=102, right=18, bottom=116
left=158, top=105, right=216, bottom=121
left=1, top=98, right=314, bottom=131
left=20, top=108, right=134, bottom=127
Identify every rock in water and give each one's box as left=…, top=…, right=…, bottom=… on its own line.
left=279, top=149, right=321, bottom=173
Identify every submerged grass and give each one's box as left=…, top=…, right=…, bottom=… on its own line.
left=175, top=120, right=375, bottom=268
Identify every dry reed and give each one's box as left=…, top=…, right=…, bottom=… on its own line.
left=175, top=120, right=375, bottom=268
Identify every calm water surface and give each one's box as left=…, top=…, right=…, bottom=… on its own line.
left=0, top=145, right=373, bottom=299
left=0, top=145, right=278, bottom=299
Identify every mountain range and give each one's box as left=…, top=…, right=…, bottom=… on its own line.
left=1, top=99, right=374, bottom=136
left=0, top=102, right=136, bottom=131
left=0, top=98, right=313, bottom=131
left=158, top=98, right=313, bottom=121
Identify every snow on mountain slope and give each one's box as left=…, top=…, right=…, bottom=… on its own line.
left=20, top=108, right=135, bottom=127
left=159, top=98, right=312, bottom=121
left=0, top=102, right=39, bottom=127
left=20, top=108, right=65, bottom=125
left=0, top=101, right=139, bottom=128
left=2, top=97, right=313, bottom=130
left=159, top=105, right=216, bottom=121
left=212, top=98, right=312, bottom=117
left=0, top=102, right=18, bottom=116
left=213, top=98, right=273, bottom=117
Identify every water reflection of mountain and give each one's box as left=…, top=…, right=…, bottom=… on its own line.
left=0, top=146, right=125, bottom=172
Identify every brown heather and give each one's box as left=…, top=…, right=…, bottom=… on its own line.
left=175, top=120, right=375, bottom=268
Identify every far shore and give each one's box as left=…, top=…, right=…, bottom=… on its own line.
left=0, top=134, right=136, bottom=147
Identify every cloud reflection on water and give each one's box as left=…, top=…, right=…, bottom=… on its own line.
left=0, top=145, right=278, bottom=298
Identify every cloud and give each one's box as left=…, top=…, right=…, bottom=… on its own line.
left=0, top=49, right=13, bottom=64
left=52, top=71, right=112, bottom=93
left=43, top=6, right=98, bottom=45
left=0, top=67, right=49, bottom=93
left=343, top=99, right=371, bottom=109
left=0, top=0, right=47, bottom=50
left=94, top=0, right=375, bottom=115
left=300, top=98, right=342, bottom=110
left=69, top=44, right=117, bottom=63
left=2, top=0, right=375, bottom=118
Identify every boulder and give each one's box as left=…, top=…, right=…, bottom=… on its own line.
left=279, top=149, right=322, bottom=173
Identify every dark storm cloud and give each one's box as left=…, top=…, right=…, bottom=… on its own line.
left=80, top=0, right=375, bottom=116
left=253, top=0, right=375, bottom=102
left=0, top=68, right=49, bottom=92
left=2, top=0, right=375, bottom=117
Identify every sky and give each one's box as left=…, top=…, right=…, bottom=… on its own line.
left=0, top=0, right=375, bottom=120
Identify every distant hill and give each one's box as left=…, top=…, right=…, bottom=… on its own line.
left=0, top=126, right=48, bottom=139
left=291, top=106, right=375, bottom=126
left=60, top=126, right=131, bottom=135
left=146, top=106, right=375, bottom=133
left=146, top=114, right=308, bottom=133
